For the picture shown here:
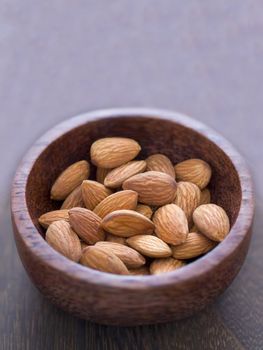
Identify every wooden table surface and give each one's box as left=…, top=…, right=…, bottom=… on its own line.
left=1, top=1, right=262, bottom=349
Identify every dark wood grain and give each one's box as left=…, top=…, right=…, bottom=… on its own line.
left=11, top=109, right=254, bottom=326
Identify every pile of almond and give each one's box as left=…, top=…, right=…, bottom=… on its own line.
left=39, top=137, right=230, bottom=275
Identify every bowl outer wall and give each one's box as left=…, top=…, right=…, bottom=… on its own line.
left=11, top=108, right=255, bottom=325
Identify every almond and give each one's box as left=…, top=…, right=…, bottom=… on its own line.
left=95, top=242, right=145, bottom=268
left=123, top=171, right=177, bottom=206
left=51, top=160, right=90, bottom=200
left=126, top=235, right=172, bottom=258
left=146, top=154, right=175, bottom=178
left=61, top=185, right=84, bottom=209
left=153, top=204, right=188, bottom=245
left=104, top=160, right=146, bottom=188
left=90, top=137, right=141, bottom=168
left=46, top=220, right=81, bottom=262
left=102, top=209, right=154, bottom=237
left=199, top=188, right=211, bottom=205
left=172, top=232, right=216, bottom=259
left=106, top=233, right=127, bottom=245
left=81, top=180, right=112, bottom=210
left=129, top=267, right=150, bottom=275
left=135, top=204, right=153, bottom=219
left=150, top=258, right=185, bottom=275
left=38, top=209, right=69, bottom=229
left=69, top=207, right=105, bottom=244
left=96, top=167, right=111, bottom=184
left=174, top=159, right=211, bottom=189
left=173, top=181, right=201, bottom=224
left=193, top=204, right=230, bottom=242
left=80, top=246, right=129, bottom=275
left=93, top=190, right=138, bottom=218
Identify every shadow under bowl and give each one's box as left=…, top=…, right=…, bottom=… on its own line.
left=11, top=108, right=254, bottom=326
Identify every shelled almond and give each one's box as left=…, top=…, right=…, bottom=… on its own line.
left=51, top=160, right=90, bottom=200
left=46, top=220, right=82, bottom=262
left=95, top=242, right=146, bottom=268
left=69, top=207, right=105, bottom=244
left=123, top=171, right=177, bottom=206
left=80, top=246, right=129, bottom=275
left=39, top=137, right=230, bottom=275
left=172, top=232, right=216, bottom=259
left=126, top=235, right=172, bottom=258
left=93, top=190, right=138, bottom=218
left=153, top=204, right=188, bottom=245
left=146, top=154, right=175, bottom=178
left=39, top=209, right=69, bottom=229
left=175, top=159, right=211, bottom=190
left=135, top=204, right=153, bottom=219
left=81, top=180, right=112, bottom=210
left=104, top=160, right=147, bottom=188
left=150, top=258, right=185, bottom=275
left=102, top=209, right=154, bottom=237
left=61, top=185, right=84, bottom=209
left=173, top=182, right=201, bottom=225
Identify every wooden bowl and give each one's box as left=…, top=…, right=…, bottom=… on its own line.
left=11, top=108, right=254, bottom=326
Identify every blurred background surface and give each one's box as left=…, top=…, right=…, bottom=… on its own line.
left=0, top=1, right=262, bottom=349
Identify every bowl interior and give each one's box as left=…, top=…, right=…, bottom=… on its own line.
left=26, top=116, right=242, bottom=238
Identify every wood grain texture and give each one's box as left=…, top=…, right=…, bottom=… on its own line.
left=1, top=0, right=263, bottom=348
left=11, top=109, right=254, bottom=326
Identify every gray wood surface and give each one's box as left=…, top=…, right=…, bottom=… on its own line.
left=0, top=1, right=262, bottom=349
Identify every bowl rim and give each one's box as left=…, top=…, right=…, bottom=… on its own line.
left=11, top=107, right=255, bottom=290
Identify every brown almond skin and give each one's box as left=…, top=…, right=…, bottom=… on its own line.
left=95, top=242, right=146, bottom=268
left=123, top=171, right=177, bottom=206
left=135, top=204, right=153, bottom=219
left=104, top=160, right=147, bottom=188
left=80, top=246, right=129, bottom=275
left=126, top=235, right=172, bottom=258
left=172, top=232, right=217, bottom=259
left=93, top=190, right=138, bottom=218
left=173, top=181, right=201, bottom=224
left=81, top=180, right=112, bottom=210
left=69, top=207, right=105, bottom=244
left=51, top=160, right=90, bottom=200
left=193, top=204, right=230, bottom=242
left=46, top=220, right=81, bottom=262
left=129, top=266, right=150, bottom=275
left=106, top=233, right=127, bottom=245
left=150, top=258, right=185, bottom=275
left=96, top=167, right=111, bottom=184
left=153, top=204, right=188, bottom=245
left=146, top=154, right=175, bottom=178
left=61, top=185, right=84, bottom=209
left=174, top=159, right=212, bottom=190
left=102, top=209, right=154, bottom=237
left=90, top=137, right=141, bottom=168
left=38, top=209, right=69, bottom=229
left=199, top=188, right=211, bottom=205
